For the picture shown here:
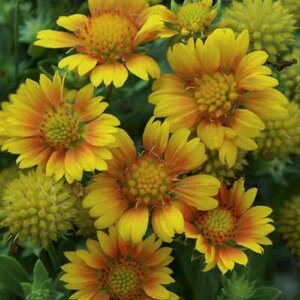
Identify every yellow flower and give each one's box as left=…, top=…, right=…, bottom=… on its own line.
left=279, top=195, right=300, bottom=259
left=185, top=179, right=274, bottom=273
left=149, top=28, right=288, bottom=167
left=255, top=102, right=300, bottom=159
left=0, top=168, right=77, bottom=248
left=1, top=72, right=119, bottom=183
left=221, top=0, right=296, bottom=62
left=279, top=48, right=300, bottom=104
left=34, top=0, right=161, bottom=87
left=83, top=117, right=220, bottom=243
left=155, top=0, right=218, bottom=38
left=60, top=226, right=179, bottom=300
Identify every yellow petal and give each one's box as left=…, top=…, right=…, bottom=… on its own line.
left=125, top=54, right=160, bottom=81
left=197, top=121, right=224, bottom=149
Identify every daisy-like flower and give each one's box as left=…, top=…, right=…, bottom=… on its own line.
left=149, top=28, right=288, bottom=167
left=34, top=0, right=161, bottom=88
left=154, top=0, right=218, bottom=38
left=60, top=226, right=179, bottom=300
left=1, top=72, right=120, bottom=183
left=83, top=117, right=220, bottom=243
left=184, top=179, right=274, bottom=273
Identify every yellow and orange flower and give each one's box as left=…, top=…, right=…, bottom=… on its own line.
left=184, top=179, right=274, bottom=273
left=34, top=0, right=161, bottom=87
left=149, top=28, right=288, bottom=167
left=0, top=72, right=120, bottom=183
left=83, top=117, right=220, bottom=243
left=154, top=0, right=218, bottom=38
left=60, top=226, right=179, bottom=300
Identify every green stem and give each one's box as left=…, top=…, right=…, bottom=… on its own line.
left=47, top=241, right=60, bottom=273
left=14, top=0, right=20, bottom=87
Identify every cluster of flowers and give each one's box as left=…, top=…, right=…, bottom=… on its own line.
left=0, top=0, right=299, bottom=299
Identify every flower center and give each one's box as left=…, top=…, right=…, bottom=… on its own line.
left=123, top=155, right=172, bottom=205
left=177, top=2, right=212, bottom=33
left=76, top=13, right=138, bottom=62
left=194, top=73, right=239, bottom=120
left=40, top=107, right=80, bottom=149
left=104, top=258, right=143, bottom=300
left=197, top=207, right=236, bottom=245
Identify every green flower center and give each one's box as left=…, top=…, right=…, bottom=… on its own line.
left=40, top=108, right=80, bottom=149
left=177, top=2, right=212, bottom=33
left=76, top=13, right=138, bottom=62
left=123, top=155, right=172, bottom=205
left=103, top=258, right=143, bottom=300
left=194, top=73, right=238, bottom=120
left=197, top=207, right=236, bottom=245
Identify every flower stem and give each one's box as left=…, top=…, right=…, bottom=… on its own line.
left=47, top=241, right=60, bottom=273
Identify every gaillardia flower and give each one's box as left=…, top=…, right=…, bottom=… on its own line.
left=221, top=0, right=296, bottom=62
left=35, top=0, right=161, bottom=87
left=149, top=28, right=288, bottom=167
left=84, top=118, right=220, bottom=243
left=184, top=179, right=274, bottom=273
left=1, top=72, right=119, bottom=183
left=0, top=168, right=77, bottom=248
left=155, top=0, right=218, bottom=38
left=255, top=102, right=300, bottom=159
left=60, top=226, right=178, bottom=300
left=279, top=195, right=300, bottom=259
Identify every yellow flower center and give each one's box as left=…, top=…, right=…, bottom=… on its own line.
left=40, top=108, right=80, bottom=149
left=194, top=73, right=239, bottom=120
left=177, top=2, right=213, bottom=34
left=104, top=258, right=143, bottom=300
left=123, top=155, right=172, bottom=205
left=197, top=207, right=236, bottom=245
left=76, top=13, right=138, bottom=62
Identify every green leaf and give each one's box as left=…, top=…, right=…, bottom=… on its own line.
left=0, top=255, right=30, bottom=297
left=21, top=282, right=32, bottom=297
left=32, top=260, right=49, bottom=290
left=0, top=284, right=17, bottom=300
left=252, top=287, right=282, bottom=300
left=27, top=44, right=47, bottom=58
left=170, top=0, right=179, bottom=13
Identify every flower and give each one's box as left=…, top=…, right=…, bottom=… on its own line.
left=83, top=117, right=220, bottom=243
left=0, top=168, right=77, bottom=248
left=221, top=0, right=296, bottom=62
left=149, top=28, right=288, bottom=167
left=184, top=178, right=274, bottom=273
left=279, top=195, right=300, bottom=259
left=279, top=48, right=300, bottom=104
left=1, top=72, right=119, bottom=183
left=154, top=0, right=218, bottom=38
left=34, top=0, right=161, bottom=87
left=202, top=150, right=247, bottom=184
left=255, top=102, right=300, bottom=159
left=282, top=0, right=300, bottom=28
left=60, top=226, right=178, bottom=300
